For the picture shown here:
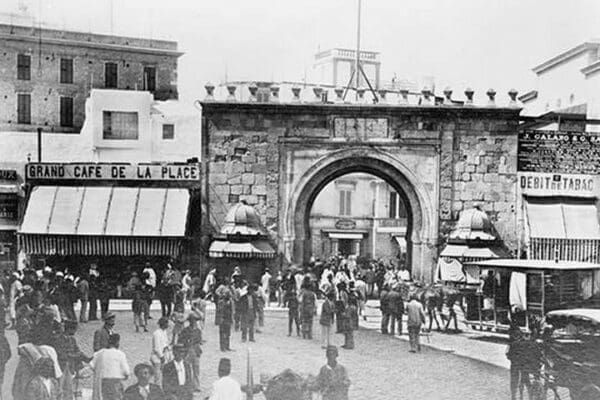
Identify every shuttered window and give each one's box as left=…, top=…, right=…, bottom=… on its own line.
left=143, top=66, right=156, bottom=92
left=17, top=54, right=30, bottom=80
left=60, top=97, right=73, bottom=127
left=339, top=190, right=352, bottom=216
left=17, top=93, right=31, bottom=124
left=105, top=62, right=118, bottom=88
left=103, top=111, right=138, bottom=139
left=60, top=58, right=73, bottom=83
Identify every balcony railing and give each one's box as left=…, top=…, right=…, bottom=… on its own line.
left=529, top=238, right=600, bottom=263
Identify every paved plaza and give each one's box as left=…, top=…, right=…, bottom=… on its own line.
left=3, top=304, right=511, bottom=400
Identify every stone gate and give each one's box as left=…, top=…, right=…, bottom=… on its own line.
left=201, top=96, right=521, bottom=281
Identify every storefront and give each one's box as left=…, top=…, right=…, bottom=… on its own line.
left=18, top=162, right=201, bottom=280
left=0, top=169, right=21, bottom=271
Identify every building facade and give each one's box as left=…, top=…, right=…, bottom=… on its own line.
left=309, top=173, right=407, bottom=263
left=0, top=23, right=182, bottom=134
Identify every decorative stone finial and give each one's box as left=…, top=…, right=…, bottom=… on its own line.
left=226, top=85, right=237, bottom=102
left=204, top=82, right=215, bottom=101
left=443, top=87, right=453, bottom=105
left=248, top=83, right=258, bottom=102
left=464, top=88, right=474, bottom=105
left=378, top=89, right=387, bottom=104
left=508, top=89, right=519, bottom=107
left=486, top=88, right=496, bottom=107
left=313, top=86, right=323, bottom=102
left=291, top=86, right=301, bottom=102
left=270, top=85, right=280, bottom=103
left=398, top=88, right=409, bottom=105
left=421, top=86, right=433, bottom=105
left=334, top=87, right=344, bottom=103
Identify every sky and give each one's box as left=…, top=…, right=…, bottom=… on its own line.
left=4, top=0, right=600, bottom=104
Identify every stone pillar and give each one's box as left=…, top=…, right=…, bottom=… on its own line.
left=331, top=238, right=339, bottom=255
left=354, top=240, right=361, bottom=256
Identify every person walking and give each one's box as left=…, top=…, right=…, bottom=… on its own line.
left=341, top=294, right=358, bottom=350
left=9, top=272, right=23, bottom=329
left=283, top=287, right=300, bottom=337
left=320, top=291, right=335, bottom=348
left=93, top=312, right=116, bottom=352
left=388, top=286, right=404, bottom=336
left=90, top=334, right=130, bottom=400
left=299, top=278, right=317, bottom=340
left=76, top=274, right=89, bottom=323
left=162, top=344, right=193, bottom=400
left=150, top=317, right=171, bottom=387
left=24, top=357, right=61, bottom=400
left=208, top=358, right=242, bottom=400
left=406, top=294, right=426, bottom=353
left=239, top=283, right=258, bottom=342
left=88, top=274, right=100, bottom=321
left=123, top=363, right=164, bottom=400
left=334, top=282, right=348, bottom=334
left=97, top=277, right=112, bottom=319
left=132, top=288, right=148, bottom=333
left=178, top=312, right=203, bottom=394
left=314, top=346, right=350, bottom=400
left=53, top=320, right=91, bottom=400
left=379, top=285, right=391, bottom=334
left=260, top=269, right=272, bottom=308
left=217, top=291, right=233, bottom=352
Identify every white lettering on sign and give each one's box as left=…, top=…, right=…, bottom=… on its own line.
left=26, top=163, right=201, bottom=182
left=518, top=173, right=597, bottom=197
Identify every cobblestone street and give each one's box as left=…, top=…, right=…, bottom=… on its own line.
left=4, top=305, right=510, bottom=400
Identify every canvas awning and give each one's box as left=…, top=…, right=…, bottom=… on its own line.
left=440, top=244, right=507, bottom=259
left=525, top=199, right=600, bottom=239
left=19, top=186, right=189, bottom=256
left=208, top=239, right=275, bottom=259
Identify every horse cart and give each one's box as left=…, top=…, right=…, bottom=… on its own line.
left=538, top=309, right=600, bottom=400
left=463, top=259, right=600, bottom=333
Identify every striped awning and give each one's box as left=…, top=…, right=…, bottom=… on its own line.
left=19, top=186, right=190, bottom=256
left=208, top=239, right=275, bottom=259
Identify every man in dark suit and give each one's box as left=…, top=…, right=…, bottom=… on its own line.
left=238, top=283, right=259, bottom=342
left=124, top=363, right=164, bottom=400
left=162, top=344, right=193, bottom=400
left=93, top=312, right=115, bottom=352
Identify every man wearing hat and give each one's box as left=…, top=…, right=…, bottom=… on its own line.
left=162, top=343, right=193, bottom=400
left=208, top=358, right=241, bottom=400
left=90, top=333, right=130, bottom=400
left=93, top=312, right=116, bottom=352
left=54, top=319, right=91, bottom=400
left=314, top=346, right=351, bottom=400
left=123, top=363, right=164, bottom=400
left=178, top=312, right=203, bottom=393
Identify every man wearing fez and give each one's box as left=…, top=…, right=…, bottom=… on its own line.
left=208, top=358, right=242, bottom=400
left=123, top=363, right=164, bottom=400
left=314, top=346, right=351, bottom=400
left=93, top=312, right=116, bottom=352
left=162, top=343, right=193, bottom=400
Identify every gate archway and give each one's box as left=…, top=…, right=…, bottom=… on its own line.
left=283, top=147, right=437, bottom=281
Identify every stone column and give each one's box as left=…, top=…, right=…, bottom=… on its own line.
left=331, top=238, right=339, bottom=255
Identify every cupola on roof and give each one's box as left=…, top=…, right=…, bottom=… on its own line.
left=449, top=207, right=496, bottom=242
left=220, top=201, right=267, bottom=236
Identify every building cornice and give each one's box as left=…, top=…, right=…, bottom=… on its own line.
left=581, top=59, right=600, bottom=77
left=518, top=90, right=538, bottom=103
left=532, top=42, right=600, bottom=75
left=0, top=33, right=184, bottom=57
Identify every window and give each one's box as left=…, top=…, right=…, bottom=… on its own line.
left=60, top=97, right=73, bottom=127
left=162, top=124, right=174, bottom=139
left=17, top=94, right=31, bottom=124
left=60, top=58, right=73, bottom=84
left=0, top=194, right=18, bottom=219
left=17, top=54, right=30, bottom=80
left=389, top=191, right=407, bottom=219
left=143, top=66, right=156, bottom=92
left=102, top=111, right=138, bottom=139
left=339, top=190, right=352, bottom=216
left=105, top=62, right=118, bottom=88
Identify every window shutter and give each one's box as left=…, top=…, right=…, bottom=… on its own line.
left=346, top=191, right=352, bottom=215
left=339, top=191, right=345, bottom=215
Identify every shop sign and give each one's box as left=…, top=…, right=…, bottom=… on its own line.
left=518, top=130, right=600, bottom=174
left=518, top=172, right=598, bottom=197
left=335, top=219, right=357, bottom=230
left=26, top=163, right=201, bottom=182
left=0, top=170, right=17, bottom=181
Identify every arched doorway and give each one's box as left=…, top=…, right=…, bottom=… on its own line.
left=284, top=148, right=437, bottom=281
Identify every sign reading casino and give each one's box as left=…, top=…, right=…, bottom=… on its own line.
left=26, top=163, right=201, bottom=182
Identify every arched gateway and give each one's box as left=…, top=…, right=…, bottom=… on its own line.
left=201, top=100, right=521, bottom=282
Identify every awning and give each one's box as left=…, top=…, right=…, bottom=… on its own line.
left=440, top=244, right=507, bottom=259
left=19, top=186, right=189, bottom=256
left=208, top=239, right=275, bottom=259
left=526, top=199, right=600, bottom=239
left=393, top=236, right=407, bottom=252
left=0, top=185, right=19, bottom=194
left=328, top=232, right=364, bottom=240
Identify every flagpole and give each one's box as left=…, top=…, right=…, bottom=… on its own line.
left=355, top=0, right=362, bottom=100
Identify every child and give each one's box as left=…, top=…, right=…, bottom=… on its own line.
left=217, top=291, right=233, bottom=351
left=132, top=288, right=148, bottom=332
left=283, top=289, right=300, bottom=337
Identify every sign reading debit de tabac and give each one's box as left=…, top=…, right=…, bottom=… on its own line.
left=518, top=172, right=598, bottom=197
left=26, top=163, right=200, bottom=181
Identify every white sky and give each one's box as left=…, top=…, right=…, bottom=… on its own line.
left=5, top=0, right=600, bottom=104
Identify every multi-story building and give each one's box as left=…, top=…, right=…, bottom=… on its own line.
left=309, top=173, right=407, bottom=263
left=0, top=23, right=182, bottom=134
